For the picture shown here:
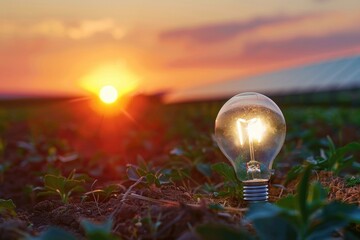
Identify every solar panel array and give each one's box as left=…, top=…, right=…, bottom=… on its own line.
left=171, top=55, right=360, bottom=101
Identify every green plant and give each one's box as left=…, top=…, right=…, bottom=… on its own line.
left=286, top=137, right=360, bottom=183
left=196, top=223, right=253, bottom=240
left=309, top=137, right=360, bottom=174
left=37, top=169, right=86, bottom=204
left=81, top=218, right=120, bottom=240
left=141, top=211, right=162, bottom=240
left=0, top=199, right=16, bottom=217
left=26, top=227, right=77, bottom=240
left=126, top=157, right=169, bottom=187
left=246, top=167, right=360, bottom=240
left=85, top=184, right=121, bottom=202
left=126, top=155, right=197, bottom=188
left=26, top=218, right=120, bottom=240
left=210, top=162, right=242, bottom=199
left=345, top=175, right=360, bottom=187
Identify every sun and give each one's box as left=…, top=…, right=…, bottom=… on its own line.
left=99, top=85, right=119, bottom=104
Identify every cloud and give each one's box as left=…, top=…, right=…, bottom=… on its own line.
left=166, top=28, right=360, bottom=68
left=242, top=29, right=360, bottom=61
left=159, top=14, right=310, bottom=44
left=0, top=18, right=126, bottom=40
left=67, top=19, right=125, bottom=39
left=313, top=0, right=334, bottom=3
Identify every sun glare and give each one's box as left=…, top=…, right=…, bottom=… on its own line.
left=99, top=85, right=119, bottom=104
left=80, top=63, right=139, bottom=99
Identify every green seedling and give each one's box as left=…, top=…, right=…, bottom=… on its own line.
left=308, top=137, right=360, bottom=174
left=0, top=199, right=16, bottom=217
left=345, top=175, right=360, bottom=187
left=81, top=218, right=120, bottom=240
left=286, top=137, right=360, bottom=183
left=37, top=169, right=86, bottom=204
left=126, top=156, right=172, bottom=187
left=210, top=162, right=242, bottom=199
left=246, top=166, right=360, bottom=240
left=85, top=184, right=121, bottom=202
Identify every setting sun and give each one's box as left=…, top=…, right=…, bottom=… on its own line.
left=99, top=85, right=119, bottom=104
left=80, top=62, right=139, bottom=102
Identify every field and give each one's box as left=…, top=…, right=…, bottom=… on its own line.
left=0, top=95, right=359, bottom=239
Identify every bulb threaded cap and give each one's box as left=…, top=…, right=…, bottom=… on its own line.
left=242, top=181, right=269, bottom=202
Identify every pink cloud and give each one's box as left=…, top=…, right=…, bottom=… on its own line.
left=163, top=25, right=360, bottom=71
left=159, top=14, right=311, bottom=44
left=0, top=19, right=127, bottom=40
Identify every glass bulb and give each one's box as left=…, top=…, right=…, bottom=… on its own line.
left=215, top=92, right=286, bottom=202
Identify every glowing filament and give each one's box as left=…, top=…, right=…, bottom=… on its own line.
left=236, top=118, right=266, bottom=145
left=236, top=118, right=246, bottom=145
left=247, top=118, right=266, bottom=143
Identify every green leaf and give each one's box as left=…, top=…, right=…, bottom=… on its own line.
left=42, top=173, right=85, bottom=203
left=333, top=142, right=360, bottom=158
left=352, top=161, right=360, bottom=170
left=326, top=136, right=336, bottom=155
left=245, top=203, right=283, bottom=221
left=37, top=190, right=59, bottom=198
left=74, top=173, right=92, bottom=182
left=323, top=202, right=360, bottom=223
left=306, top=182, right=327, bottom=214
left=298, top=166, right=311, bottom=223
left=345, top=176, right=360, bottom=187
left=276, top=195, right=298, bottom=211
left=252, top=216, right=298, bottom=240
left=245, top=203, right=298, bottom=240
left=44, top=175, right=65, bottom=192
left=26, top=227, right=77, bottom=240
left=81, top=218, right=119, bottom=240
left=211, top=162, right=237, bottom=182
left=285, top=165, right=304, bottom=184
left=102, top=185, right=120, bottom=196
left=0, top=199, right=16, bottom=217
left=196, top=163, right=212, bottom=177
left=328, top=141, right=360, bottom=173
left=137, top=168, right=147, bottom=177
left=196, top=223, right=253, bottom=240
left=145, top=173, right=160, bottom=187
left=64, top=179, right=85, bottom=193
left=82, top=218, right=112, bottom=233
left=307, top=202, right=360, bottom=239
left=126, top=165, right=141, bottom=181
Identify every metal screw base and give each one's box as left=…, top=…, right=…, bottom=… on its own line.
left=243, top=181, right=269, bottom=202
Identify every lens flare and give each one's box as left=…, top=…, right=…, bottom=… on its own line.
left=99, top=85, right=118, bottom=104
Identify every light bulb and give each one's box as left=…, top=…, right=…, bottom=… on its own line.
left=215, top=92, right=286, bottom=202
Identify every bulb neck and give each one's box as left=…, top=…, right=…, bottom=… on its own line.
left=242, top=180, right=269, bottom=202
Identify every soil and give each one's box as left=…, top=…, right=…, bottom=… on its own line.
left=0, top=171, right=358, bottom=240
left=284, top=171, right=360, bottom=205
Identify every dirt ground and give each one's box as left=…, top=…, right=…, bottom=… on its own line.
left=0, top=169, right=358, bottom=240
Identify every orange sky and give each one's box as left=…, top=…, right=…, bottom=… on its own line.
left=1, top=0, right=360, bottom=99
